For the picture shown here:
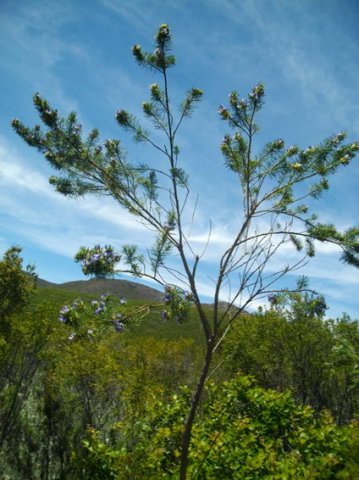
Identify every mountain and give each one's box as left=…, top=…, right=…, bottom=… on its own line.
left=36, top=277, right=164, bottom=302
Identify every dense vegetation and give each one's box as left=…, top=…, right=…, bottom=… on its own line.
left=0, top=248, right=358, bottom=479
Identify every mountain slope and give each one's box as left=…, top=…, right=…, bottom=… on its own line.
left=37, top=277, right=164, bottom=302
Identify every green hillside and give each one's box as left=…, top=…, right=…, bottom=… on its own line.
left=31, top=280, right=208, bottom=344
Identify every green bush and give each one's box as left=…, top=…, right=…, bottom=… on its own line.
left=78, top=375, right=359, bottom=479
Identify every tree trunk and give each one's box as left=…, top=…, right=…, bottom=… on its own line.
left=179, top=340, right=213, bottom=480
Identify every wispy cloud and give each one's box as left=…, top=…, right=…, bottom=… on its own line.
left=0, top=138, right=154, bottom=256
left=209, top=0, right=359, bottom=136
left=100, top=0, right=175, bottom=37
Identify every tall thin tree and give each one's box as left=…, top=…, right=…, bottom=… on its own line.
left=12, top=24, right=359, bottom=479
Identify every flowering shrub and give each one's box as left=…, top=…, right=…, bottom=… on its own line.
left=161, top=284, right=193, bottom=323
left=58, top=293, right=130, bottom=339
left=74, top=245, right=121, bottom=278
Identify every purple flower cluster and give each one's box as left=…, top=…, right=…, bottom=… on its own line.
left=58, top=291, right=130, bottom=338
left=91, top=293, right=112, bottom=315
left=75, top=245, right=121, bottom=278
left=161, top=284, right=193, bottom=322
left=113, top=313, right=125, bottom=332
left=163, top=284, right=193, bottom=303
left=114, top=320, right=125, bottom=332
left=93, top=300, right=106, bottom=315
left=58, top=298, right=86, bottom=326
left=163, top=284, right=174, bottom=304
left=59, top=304, right=70, bottom=323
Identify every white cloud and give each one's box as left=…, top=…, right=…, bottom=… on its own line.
left=209, top=0, right=359, bottom=136
left=100, top=0, right=176, bottom=37
left=0, top=137, right=155, bottom=257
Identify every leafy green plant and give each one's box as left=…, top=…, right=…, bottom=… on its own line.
left=79, top=375, right=359, bottom=479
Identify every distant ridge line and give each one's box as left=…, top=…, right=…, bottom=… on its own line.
left=36, top=277, right=164, bottom=302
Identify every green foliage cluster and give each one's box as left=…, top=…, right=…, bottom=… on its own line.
left=0, top=246, right=36, bottom=327
left=0, top=248, right=358, bottom=479
left=223, top=294, right=359, bottom=423
left=77, top=376, right=359, bottom=479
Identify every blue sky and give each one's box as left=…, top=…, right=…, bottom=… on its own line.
left=0, top=0, right=359, bottom=318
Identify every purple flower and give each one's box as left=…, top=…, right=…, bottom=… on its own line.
left=114, top=320, right=124, bottom=332
left=164, top=293, right=172, bottom=304
left=59, top=305, right=71, bottom=322
left=91, top=253, right=101, bottom=263
left=95, top=303, right=105, bottom=315
left=161, top=310, right=168, bottom=320
left=60, top=305, right=70, bottom=314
